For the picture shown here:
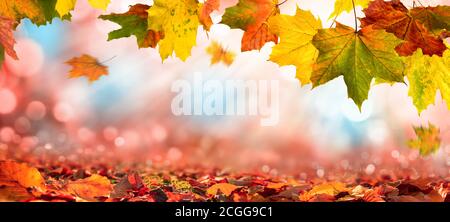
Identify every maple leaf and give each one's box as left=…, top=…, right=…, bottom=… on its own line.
left=65, top=54, right=109, bottom=83
left=328, top=0, right=370, bottom=20
left=147, top=0, right=199, bottom=61
left=300, top=182, right=348, bottom=201
left=206, top=183, right=238, bottom=196
left=307, top=182, right=348, bottom=196
left=408, top=124, right=441, bottom=156
left=100, top=4, right=163, bottom=49
left=55, top=0, right=75, bottom=17
left=206, top=41, right=235, bottom=66
left=0, top=185, right=34, bottom=202
left=0, top=160, right=45, bottom=190
left=361, top=0, right=447, bottom=57
left=0, top=0, right=68, bottom=26
left=199, top=0, right=220, bottom=31
left=221, top=0, right=279, bottom=51
left=111, top=173, right=143, bottom=198
left=268, top=8, right=322, bottom=85
left=311, top=23, right=405, bottom=108
left=0, top=16, right=18, bottom=65
left=87, top=0, right=110, bottom=10
left=66, top=174, right=112, bottom=201
left=410, top=6, right=450, bottom=36
left=56, top=0, right=110, bottom=17
left=405, top=48, right=450, bottom=113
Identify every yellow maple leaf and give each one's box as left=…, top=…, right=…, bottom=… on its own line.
left=65, top=54, right=109, bottom=83
left=55, top=0, right=76, bottom=17
left=268, top=8, right=322, bottom=85
left=406, top=48, right=450, bottom=113
left=87, top=0, right=110, bottom=10
left=147, top=0, right=199, bottom=61
left=329, top=0, right=370, bottom=20
left=56, top=0, right=110, bottom=17
left=206, top=41, right=235, bottom=66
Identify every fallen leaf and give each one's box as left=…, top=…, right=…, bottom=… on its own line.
left=111, top=172, right=143, bottom=198
left=206, top=183, right=238, bottom=196
left=306, top=182, right=348, bottom=197
left=0, top=160, right=45, bottom=189
left=0, top=185, right=33, bottom=202
left=363, top=190, right=385, bottom=202
left=66, top=174, right=112, bottom=201
left=65, top=54, right=109, bottom=83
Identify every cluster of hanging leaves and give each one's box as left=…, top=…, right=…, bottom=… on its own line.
left=1, top=160, right=448, bottom=202
left=0, top=0, right=110, bottom=65
left=0, top=0, right=448, bottom=113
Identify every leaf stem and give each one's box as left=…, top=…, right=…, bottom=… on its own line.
left=276, top=0, right=288, bottom=7
left=99, top=55, right=117, bottom=65
left=351, top=0, right=358, bottom=32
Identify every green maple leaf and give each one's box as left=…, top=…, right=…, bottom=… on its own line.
left=311, top=23, right=405, bottom=109
left=99, top=4, right=163, bottom=49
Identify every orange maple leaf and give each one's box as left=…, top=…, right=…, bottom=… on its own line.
left=206, top=41, right=235, bottom=66
left=199, top=0, right=220, bottom=31
left=66, top=174, right=112, bottom=201
left=206, top=183, right=239, bottom=196
left=65, top=54, right=109, bottom=83
left=221, top=0, right=280, bottom=51
left=0, top=160, right=45, bottom=190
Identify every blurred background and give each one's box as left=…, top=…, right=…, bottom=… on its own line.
left=0, top=0, right=449, bottom=178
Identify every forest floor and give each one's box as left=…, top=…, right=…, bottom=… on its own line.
left=0, top=159, right=448, bottom=202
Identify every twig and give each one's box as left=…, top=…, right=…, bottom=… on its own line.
left=276, top=0, right=288, bottom=7
left=351, top=0, right=358, bottom=32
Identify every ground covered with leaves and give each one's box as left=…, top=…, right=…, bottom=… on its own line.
left=0, top=160, right=448, bottom=202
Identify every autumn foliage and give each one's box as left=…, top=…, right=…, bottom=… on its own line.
left=0, top=0, right=448, bottom=113
left=0, top=0, right=449, bottom=202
